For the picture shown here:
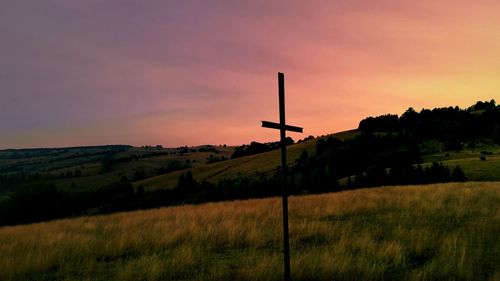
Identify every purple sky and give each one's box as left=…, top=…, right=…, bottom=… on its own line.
left=1, top=1, right=499, bottom=148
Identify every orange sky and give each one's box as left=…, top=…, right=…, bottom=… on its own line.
left=1, top=0, right=499, bottom=148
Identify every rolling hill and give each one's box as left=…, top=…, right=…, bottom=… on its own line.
left=1, top=101, right=499, bottom=226
left=132, top=130, right=359, bottom=191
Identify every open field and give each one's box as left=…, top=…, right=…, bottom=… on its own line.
left=133, top=139, right=316, bottom=190
left=0, top=182, right=498, bottom=281
left=133, top=130, right=358, bottom=190
left=441, top=156, right=500, bottom=181
left=422, top=144, right=500, bottom=182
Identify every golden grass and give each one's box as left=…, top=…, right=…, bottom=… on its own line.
left=0, top=182, right=498, bottom=281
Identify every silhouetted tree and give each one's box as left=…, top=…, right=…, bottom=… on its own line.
left=451, top=166, right=467, bottom=182
left=178, top=171, right=197, bottom=190
left=133, top=168, right=145, bottom=181
left=494, top=124, right=500, bottom=144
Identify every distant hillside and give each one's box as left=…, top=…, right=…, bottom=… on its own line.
left=1, top=101, right=499, bottom=226
left=0, top=145, right=131, bottom=173
left=133, top=130, right=358, bottom=191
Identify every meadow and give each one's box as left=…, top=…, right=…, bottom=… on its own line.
left=0, top=182, right=498, bottom=281
left=132, top=132, right=331, bottom=191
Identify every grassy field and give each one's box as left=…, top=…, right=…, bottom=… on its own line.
left=132, top=140, right=314, bottom=191
left=0, top=182, right=498, bottom=281
left=133, top=130, right=358, bottom=191
left=49, top=146, right=236, bottom=191
left=422, top=144, right=500, bottom=182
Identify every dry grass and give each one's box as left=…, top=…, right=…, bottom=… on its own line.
left=0, top=182, right=499, bottom=281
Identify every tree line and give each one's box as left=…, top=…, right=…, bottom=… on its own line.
left=358, top=100, right=500, bottom=148
left=231, top=137, right=295, bottom=159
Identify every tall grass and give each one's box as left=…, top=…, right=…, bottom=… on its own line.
left=0, top=182, right=499, bottom=281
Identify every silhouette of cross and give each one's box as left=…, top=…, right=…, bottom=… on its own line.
left=262, top=72, right=303, bottom=281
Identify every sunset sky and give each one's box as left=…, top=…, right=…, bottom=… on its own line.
left=1, top=0, right=499, bottom=148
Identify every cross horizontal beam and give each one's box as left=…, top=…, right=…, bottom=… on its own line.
left=261, top=121, right=303, bottom=133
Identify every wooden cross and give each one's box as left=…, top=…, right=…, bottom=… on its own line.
left=262, top=72, right=303, bottom=281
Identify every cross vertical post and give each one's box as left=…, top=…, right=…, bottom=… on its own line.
left=278, top=72, right=291, bottom=281
left=261, top=72, right=303, bottom=281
